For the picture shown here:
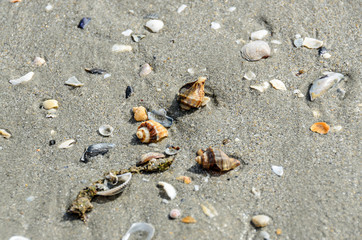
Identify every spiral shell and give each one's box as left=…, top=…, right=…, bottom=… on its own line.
left=241, top=41, right=271, bottom=61
left=178, top=77, right=210, bottom=110
left=195, top=147, right=240, bottom=171
left=136, top=120, right=168, bottom=143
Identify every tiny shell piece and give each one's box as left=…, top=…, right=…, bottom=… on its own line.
left=271, top=40, right=282, bottom=44
left=250, top=30, right=268, bottom=40
left=272, top=165, right=284, bottom=176
left=293, top=89, right=305, bottom=98
left=200, top=203, right=218, bottom=218
left=181, top=216, right=197, bottom=224
left=145, top=20, right=164, bottom=33
left=43, top=99, right=59, bottom=110
left=293, top=38, right=303, bottom=48
left=309, top=72, right=344, bottom=101
left=0, top=129, right=11, bottom=139
left=176, top=176, right=192, bottom=184
left=228, top=7, right=236, bottom=12
left=310, top=122, right=330, bottom=134
left=33, top=57, right=46, bottom=66
left=169, top=209, right=181, bottom=219
left=112, top=44, right=132, bottom=52
left=65, top=76, right=84, bottom=87
left=136, top=120, right=168, bottom=143
left=251, top=215, right=271, bottom=228
left=122, top=222, right=155, bottom=240
left=45, top=4, right=53, bottom=11
left=250, top=82, right=270, bottom=92
left=138, top=152, right=165, bottom=166
left=157, top=181, right=177, bottom=200
left=58, top=139, right=76, bottom=149
left=46, top=109, right=57, bottom=118
left=122, top=29, right=133, bottom=36
left=302, top=37, right=323, bottom=49
left=241, top=41, right=270, bottom=61
left=131, top=34, right=146, bottom=42
left=211, top=22, right=221, bottom=30
left=177, top=4, right=187, bottom=13
left=133, top=106, right=148, bottom=121
left=139, top=63, right=152, bottom=77
left=9, top=72, right=34, bottom=85
left=96, top=172, right=132, bottom=196
left=243, top=70, right=256, bottom=80
left=78, top=17, right=91, bottom=29
left=85, top=68, right=106, bottom=74
left=98, top=125, right=114, bottom=137
left=270, top=79, right=287, bottom=91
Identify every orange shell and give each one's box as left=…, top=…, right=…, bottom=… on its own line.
left=136, top=120, right=168, bottom=143
left=133, top=106, right=148, bottom=121
left=181, top=216, right=197, bottom=224
left=176, top=176, right=192, bottom=184
left=310, top=122, right=330, bottom=134
left=195, top=147, right=240, bottom=171
left=178, top=77, right=206, bottom=110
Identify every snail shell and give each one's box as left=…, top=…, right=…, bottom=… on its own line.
left=178, top=77, right=210, bottom=110
left=136, top=120, right=168, bottom=143
left=241, top=41, right=271, bottom=61
left=195, top=147, right=240, bottom=171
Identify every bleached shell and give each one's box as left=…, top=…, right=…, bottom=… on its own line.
left=65, top=76, right=84, bottom=87
left=43, top=99, right=59, bottom=110
left=122, top=29, right=133, bottom=36
left=96, top=172, right=132, bottom=196
left=303, top=37, right=323, bottom=49
left=270, top=79, right=287, bottom=91
left=33, top=57, right=46, bottom=66
left=293, top=89, right=305, bottom=98
left=139, top=63, right=152, bottom=77
left=211, top=22, right=221, bottom=30
left=9, top=72, right=34, bottom=85
left=241, top=41, right=270, bottom=61
left=250, top=81, right=270, bottom=92
left=251, top=215, right=271, bottom=228
left=58, top=139, right=76, bottom=149
left=177, top=4, right=187, bottom=13
left=98, top=124, right=114, bottom=137
left=122, top=222, right=155, bottom=240
left=112, top=44, right=132, bottom=52
left=309, top=72, right=344, bottom=101
left=145, top=20, right=164, bottom=33
left=9, top=237, right=30, bottom=240
left=0, top=129, right=11, bottom=139
left=157, top=181, right=177, bottom=200
left=250, top=30, right=269, bottom=40
left=133, top=106, right=148, bottom=121
left=136, top=120, right=168, bottom=143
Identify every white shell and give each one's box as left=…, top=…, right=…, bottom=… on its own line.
left=243, top=70, right=256, bottom=80
left=250, top=81, right=270, bottom=92
left=272, top=165, right=284, bottom=176
left=98, top=124, right=114, bottom=137
left=157, top=181, right=177, bottom=200
left=250, top=30, right=269, bottom=40
left=145, top=20, right=164, bottom=33
left=45, top=4, right=53, bottom=11
left=211, top=22, right=221, bottom=30
left=241, top=41, right=270, bottom=61
left=96, top=172, right=132, bottom=196
left=122, top=222, right=155, bottom=240
left=43, top=99, right=59, bottom=110
left=139, top=63, right=152, bottom=77
left=270, top=79, right=287, bottom=91
left=112, top=44, right=132, bottom=52
left=122, top=29, right=133, bottom=36
left=9, top=72, right=34, bottom=85
left=58, top=139, right=76, bottom=149
left=293, top=89, right=305, bottom=98
left=228, top=7, right=236, bottom=12
left=322, top=52, right=331, bottom=59
left=177, top=4, right=187, bottom=13
left=33, top=57, right=46, bottom=66
left=309, top=72, right=344, bottom=101
left=302, top=37, right=323, bottom=49
left=65, top=76, right=84, bottom=87
left=251, top=215, right=271, bottom=228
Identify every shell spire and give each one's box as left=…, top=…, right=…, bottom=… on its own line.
left=178, top=77, right=210, bottom=110
left=195, top=147, right=240, bottom=171
left=136, top=120, right=168, bottom=143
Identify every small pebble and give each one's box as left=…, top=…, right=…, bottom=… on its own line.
left=235, top=138, right=240, bottom=142
left=177, top=4, right=187, bottom=13
left=272, top=165, right=283, bottom=176
left=251, top=215, right=271, bottom=228
left=211, top=22, right=221, bottom=30
left=169, top=209, right=181, bottom=219
left=122, top=29, right=133, bottom=36
left=145, top=20, right=164, bottom=33
left=126, top=86, right=134, bottom=98
left=312, top=110, right=321, bottom=118
left=176, top=176, right=191, bottom=184
left=194, top=185, right=200, bottom=191
left=187, top=68, right=195, bottom=75
left=276, top=228, right=282, bottom=235
left=78, top=17, right=91, bottom=29
left=49, top=140, right=56, bottom=146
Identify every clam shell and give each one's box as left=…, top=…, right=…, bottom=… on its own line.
left=309, top=72, right=344, bottom=101
left=181, top=216, right=197, bottom=224
left=178, top=77, right=208, bottom=110
left=122, top=222, right=155, bottom=240
left=145, top=20, right=164, bottom=33
left=251, top=215, right=271, bottom=228
left=272, top=165, right=284, bottom=176
left=250, top=81, right=270, bottom=92
left=137, top=152, right=165, bottom=166
left=43, top=99, right=59, bottom=110
left=157, top=181, right=177, bottom=200
left=136, top=120, right=168, bottom=143
left=302, top=37, right=323, bottom=49
left=133, top=106, right=148, bottom=121
left=9, top=72, right=34, bottom=85
left=139, top=63, right=152, bottom=77
left=98, top=124, right=114, bottom=137
left=58, top=139, right=76, bottom=149
left=65, top=76, right=84, bottom=87
left=195, top=147, right=241, bottom=171
left=241, top=41, right=270, bottom=61
left=80, top=143, right=115, bottom=162
left=96, top=172, right=132, bottom=196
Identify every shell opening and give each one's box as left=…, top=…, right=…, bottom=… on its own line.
left=137, top=127, right=150, bottom=143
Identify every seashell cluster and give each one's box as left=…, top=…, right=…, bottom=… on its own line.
left=241, top=41, right=270, bottom=61
left=96, top=172, right=132, bottom=196
left=133, top=106, right=148, bottom=121
left=136, top=120, right=168, bottom=143
left=178, top=77, right=210, bottom=110
left=195, top=147, right=241, bottom=171
left=309, top=72, right=344, bottom=101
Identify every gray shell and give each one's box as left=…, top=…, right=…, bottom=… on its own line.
left=309, top=72, right=344, bottom=101
left=80, top=143, right=115, bottom=162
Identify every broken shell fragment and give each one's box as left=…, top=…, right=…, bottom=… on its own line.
left=293, top=89, right=305, bottom=98
left=157, top=181, right=177, bottom=200
left=241, top=41, right=270, bottom=61
left=9, top=72, right=34, bottom=85
left=122, top=222, right=155, bottom=240
left=65, top=76, right=84, bottom=87
left=58, top=139, right=76, bottom=149
left=270, top=79, right=287, bottom=91
left=98, top=125, right=114, bottom=137
left=250, top=82, right=270, bottom=92
left=196, top=147, right=241, bottom=171
left=181, top=216, right=197, bottom=224
left=251, top=215, right=271, bottom=228
left=200, top=202, right=218, bottom=218
left=0, top=129, right=11, bottom=139
left=85, top=68, right=106, bottom=74
left=178, top=77, right=210, bottom=110
left=133, top=106, right=148, bottom=121
left=78, top=17, right=91, bottom=29
left=96, top=172, right=132, bottom=196
left=302, top=37, right=323, bottom=49
left=32, top=57, right=46, bottom=66
left=145, top=19, right=164, bottom=33
left=46, top=109, right=57, bottom=118
left=43, top=99, right=59, bottom=110
left=309, top=72, right=344, bottom=101
left=131, top=34, right=146, bottom=42
left=136, top=120, right=168, bottom=143
left=176, top=176, right=192, bottom=184
left=250, top=30, right=269, bottom=40
left=139, top=63, right=152, bottom=77
left=112, top=44, right=132, bottom=52
left=80, top=143, right=115, bottom=162
left=272, top=165, right=284, bottom=176
left=169, top=209, right=182, bottom=219
left=147, top=109, right=173, bottom=127
left=138, top=152, right=165, bottom=166
left=310, top=122, right=330, bottom=134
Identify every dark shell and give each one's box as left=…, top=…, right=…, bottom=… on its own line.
left=85, top=68, right=106, bottom=74
left=49, top=140, right=56, bottom=146
left=318, top=47, right=328, bottom=56
left=80, top=143, right=115, bottom=163
left=78, top=17, right=91, bottom=29
left=126, top=86, right=134, bottom=99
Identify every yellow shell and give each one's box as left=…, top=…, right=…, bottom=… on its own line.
left=195, top=147, right=240, bottom=171
left=178, top=77, right=209, bottom=110
left=136, top=120, right=168, bottom=143
left=133, top=106, right=148, bottom=121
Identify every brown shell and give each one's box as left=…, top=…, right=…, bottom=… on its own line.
left=136, top=120, right=168, bottom=143
left=178, top=77, right=207, bottom=110
left=195, top=147, right=240, bottom=171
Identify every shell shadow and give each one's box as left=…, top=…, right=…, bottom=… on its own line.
left=62, top=211, right=81, bottom=222
left=129, top=134, right=144, bottom=146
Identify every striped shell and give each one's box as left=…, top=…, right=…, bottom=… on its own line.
left=178, top=77, right=209, bottom=110
left=136, top=120, right=168, bottom=143
left=195, top=147, right=241, bottom=171
left=241, top=41, right=271, bottom=61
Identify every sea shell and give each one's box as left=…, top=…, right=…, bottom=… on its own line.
left=133, top=106, right=148, bottom=121
left=145, top=20, right=164, bottom=33
left=176, top=176, right=191, bottom=184
left=250, top=30, right=269, bottom=40
left=293, top=89, right=305, bottom=98
left=85, top=68, right=106, bottom=74
left=80, top=143, right=115, bottom=162
left=98, top=125, right=114, bottom=137
left=310, top=122, right=330, bottom=134
left=270, top=79, right=287, bottom=91
left=195, top=147, right=241, bottom=171
left=303, top=37, right=323, bottom=49
left=58, top=139, right=76, bottom=149
left=250, top=82, right=270, bottom=92
left=272, top=165, right=284, bottom=176
left=9, top=237, right=30, bottom=240
left=169, top=209, right=182, bottom=219
left=9, top=72, right=34, bottom=85
left=178, top=77, right=210, bottom=110
left=65, top=76, right=84, bottom=87
left=122, top=222, right=155, bottom=240
left=96, top=172, right=132, bottom=196
left=177, top=4, right=187, bottom=13
left=181, top=216, right=197, bottom=224
left=251, top=215, right=271, bottom=228
left=200, top=202, right=218, bottom=218
left=78, top=17, right=91, bottom=29
left=241, top=41, right=270, bottom=61
left=126, top=86, right=134, bottom=98
left=157, top=181, right=177, bottom=200
left=122, top=29, right=133, bottom=36
left=46, top=108, right=57, bottom=118
left=43, top=99, right=59, bottom=110
left=0, top=129, right=11, bottom=139
left=147, top=109, right=173, bottom=127
left=309, top=72, right=344, bottom=101
left=137, top=152, right=165, bottom=166
left=131, top=34, right=146, bottom=42
left=211, top=22, right=221, bottom=30
left=112, top=44, right=132, bottom=52
left=139, top=63, right=152, bottom=77
left=33, top=57, right=46, bottom=66
left=136, top=120, right=168, bottom=143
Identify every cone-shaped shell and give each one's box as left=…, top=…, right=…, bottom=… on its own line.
left=178, top=77, right=207, bottom=110
left=136, top=120, right=168, bottom=143
left=195, top=147, right=240, bottom=171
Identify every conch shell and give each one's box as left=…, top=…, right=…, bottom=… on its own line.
left=178, top=77, right=210, bottom=110
left=195, top=147, right=240, bottom=171
left=136, top=120, right=168, bottom=143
